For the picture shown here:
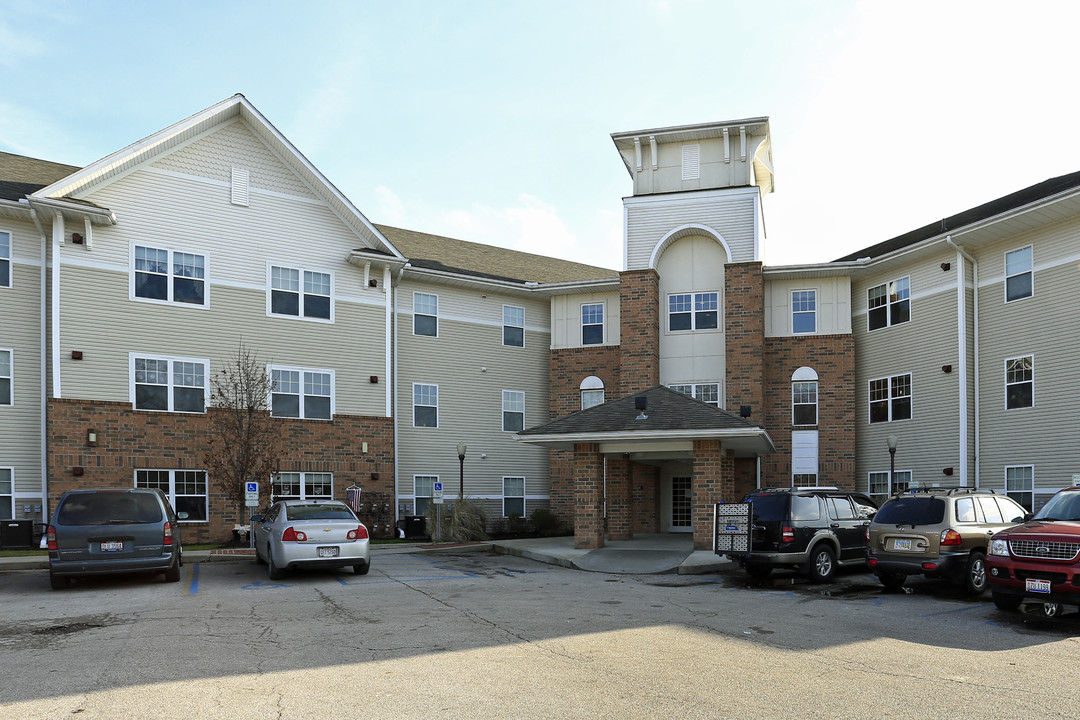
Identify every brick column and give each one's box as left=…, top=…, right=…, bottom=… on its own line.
left=605, top=456, right=632, bottom=541
left=692, top=439, right=736, bottom=550
left=725, top=262, right=764, bottom=418
left=632, top=462, right=660, bottom=533
left=573, top=443, right=605, bottom=549
left=619, top=269, right=660, bottom=395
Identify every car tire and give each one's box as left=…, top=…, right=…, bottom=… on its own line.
left=962, top=551, right=987, bottom=595
left=744, top=564, right=772, bottom=579
left=806, top=545, right=836, bottom=583
left=267, top=546, right=285, bottom=581
left=877, top=571, right=906, bottom=591
left=991, top=590, right=1023, bottom=611
left=164, top=552, right=181, bottom=582
left=49, top=571, right=69, bottom=590
left=353, top=562, right=370, bottom=576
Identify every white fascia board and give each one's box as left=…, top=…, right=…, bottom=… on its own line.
left=763, top=261, right=868, bottom=279
left=621, top=185, right=760, bottom=208
left=514, top=427, right=776, bottom=452
left=25, top=197, right=116, bottom=225
left=401, top=266, right=618, bottom=298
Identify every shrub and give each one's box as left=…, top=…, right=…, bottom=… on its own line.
left=425, top=498, right=488, bottom=542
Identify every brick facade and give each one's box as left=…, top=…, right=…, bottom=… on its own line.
left=691, top=440, right=735, bottom=550
left=724, top=262, right=765, bottom=418
left=47, top=398, right=395, bottom=543
left=573, top=443, right=604, bottom=549
left=618, top=269, right=660, bottom=394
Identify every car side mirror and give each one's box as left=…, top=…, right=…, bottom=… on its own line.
left=1021, top=513, right=1034, bottom=522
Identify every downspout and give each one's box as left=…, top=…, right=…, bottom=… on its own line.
left=383, top=266, right=392, bottom=417
left=947, top=237, right=980, bottom=488
left=30, top=209, right=48, bottom=515
left=392, top=265, right=406, bottom=525
left=50, top=212, right=63, bottom=398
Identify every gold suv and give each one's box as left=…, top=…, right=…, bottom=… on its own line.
left=866, top=488, right=1027, bottom=595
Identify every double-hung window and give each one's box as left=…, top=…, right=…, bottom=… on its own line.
left=414, top=476, right=437, bottom=516
left=413, top=384, right=438, bottom=427
left=869, top=469, right=911, bottom=498
left=134, top=245, right=207, bottom=306
left=670, top=383, right=720, bottom=407
left=136, top=469, right=208, bottom=522
left=0, top=348, right=10, bottom=405
left=0, top=468, right=12, bottom=519
left=503, top=477, right=525, bottom=517
left=414, top=293, right=438, bottom=336
left=270, top=366, right=333, bottom=419
left=869, top=373, right=911, bottom=423
left=132, top=354, right=208, bottom=413
left=581, top=303, right=604, bottom=345
left=668, top=292, right=718, bottom=331
left=0, top=230, right=10, bottom=288
left=792, top=290, right=816, bottom=334
left=503, top=305, right=524, bottom=347
left=1005, top=466, right=1034, bottom=511
left=269, top=265, right=332, bottom=320
left=867, top=277, right=910, bottom=331
left=792, top=381, right=818, bottom=425
left=1005, top=355, right=1033, bottom=409
left=1005, top=246, right=1033, bottom=302
left=502, top=390, right=525, bottom=432
left=272, top=472, right=333, bottom=501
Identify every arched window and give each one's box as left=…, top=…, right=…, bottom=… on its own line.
left=580, top=376, right=605, bottom=410
left=791, top=367, right=818, bottom=426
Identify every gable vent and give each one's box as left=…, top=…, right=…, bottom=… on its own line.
left=231, top=167, right=250, bottom=206
left=681, top=144, right=700, bottom=180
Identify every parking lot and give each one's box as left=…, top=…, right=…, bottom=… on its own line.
left=1, top=549, right=1078, bottom=719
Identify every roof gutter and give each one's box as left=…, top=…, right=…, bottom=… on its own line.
left=514, top=427, right=776, bottom=452
left=397, top=265, right=619, bottom=297
left=946, top=236, right=979, bottom=489
left=25, top=196, right=116, bottom=225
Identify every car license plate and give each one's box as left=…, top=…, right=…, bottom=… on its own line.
left=317, top=546, right=339, bottom=558
left=1026, top=578, right=1051, bottom=594
left=100, top=541, right=123, bottom=552
left=892, top=539, right=912, bottom=551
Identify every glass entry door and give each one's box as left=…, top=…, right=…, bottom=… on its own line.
left=670, top=476, right=692, bottom=532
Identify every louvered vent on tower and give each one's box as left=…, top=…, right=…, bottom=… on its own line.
left=681, top=144, right=700, bottom=180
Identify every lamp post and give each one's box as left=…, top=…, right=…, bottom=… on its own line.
left=887, top=435, right=898, bottom=492
left=457, top=442, right=467, bottom=500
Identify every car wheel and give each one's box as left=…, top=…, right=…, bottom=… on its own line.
left=877, top=571, right=906, bottom=591
left=353, top=562, right=370, bottom=576
left=267, top=546, right=285, bottom=581
left=49, top=571, right=69, bottom=590
left=744, top=563, right=772, bottom=579
left=962, top=551, right=988, bottom=595
left=1040, top=602, right=1063, bottom=618
left=164, top=552, right=181, bottom=582
left=806, top=545, right=836, bottom=583
left=991, top=590, right=1023, bottom=611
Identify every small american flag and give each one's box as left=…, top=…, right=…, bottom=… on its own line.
left=346, top=486, right=362, bottom=513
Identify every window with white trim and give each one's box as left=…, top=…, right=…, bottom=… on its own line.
left=1005, top=245, right=1033, bottom=302
left=413, top=383, right=438, bottom=427
left=132, top=354, right=208, bottom=413
left=869, top=373, right=911, bottom=423
left=0, top=348, right=10, bottom=406
left=670, top=383, right=720, bottom=407
left=414, top=292, right=438, bottom=337
left=792, top=381, right=818, bottom=426
left=414, top=476, right=437, bottom=516
left=1005, top=465, right=1034, bottom=511
left=272, top=472, right=333, bottom=501
left=503, top=390, right=525, bottom=432
left=0, top=468, right=12, bottom=519
left=135, top=469, right=208, bottom=522
left=582, top=303, right=604, bottom=345
left=134, top=245, right=206, bottom=306
left=0, top=230, right=10, bottom=288
left=1005, top=355, right=1033, bottom=409
left=867, top=276, right=910, bottom=331
left=503, top=305, right=524, bottom=347
left=580, top=376, right=605, bottom=410
left=503, top=477, right=525, bottom=517
left=792, top=474, right=818, bottom=487
left=869, top=469, right=911, bottom=498
left=792, top=289, right=816, bottom=334
left=270, top=366, right=333, bottom=420
left=668, top=292, right=718, bottom=331
left=269, top=265, right=332, bottom=320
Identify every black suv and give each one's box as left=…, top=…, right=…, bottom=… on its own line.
left=728, top=487, right=878, bottom=582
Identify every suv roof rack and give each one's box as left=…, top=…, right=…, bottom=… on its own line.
left=754, top=486, right=840, bottom=493
left=892, top=486, right=999, bottom=498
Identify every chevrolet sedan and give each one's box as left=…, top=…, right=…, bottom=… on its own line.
left=252, top=499, right=370, bottom=579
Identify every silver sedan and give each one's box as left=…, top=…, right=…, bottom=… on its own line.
left=252, top=499, right=371, bottom=579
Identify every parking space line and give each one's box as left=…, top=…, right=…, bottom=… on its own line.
left=188, top=562, right=200, bottom=594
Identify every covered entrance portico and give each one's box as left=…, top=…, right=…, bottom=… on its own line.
left=516, top=386, right=775, bottom=550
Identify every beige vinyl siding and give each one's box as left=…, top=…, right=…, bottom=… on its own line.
left=395, top=282, right=550, bottom=501
left=627, top=136, right=766, bottom=197
left=549, top=292, right=621, bottom=349
left=0, top=250, right=45, bottom=497
left=764, top=277, right=852, bottom=337
left=624, top=189, right=758, bottom=270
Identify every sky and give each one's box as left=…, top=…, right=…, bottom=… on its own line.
left=3, top=1, right=1080, bottom=270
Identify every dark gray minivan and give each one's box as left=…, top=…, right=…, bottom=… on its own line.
left=47, top=488, right=183, bottom=589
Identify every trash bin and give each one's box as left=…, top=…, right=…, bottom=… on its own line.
left=402, top=515, right=427, bottom=540
left=0, top=519, right=34, bottom=549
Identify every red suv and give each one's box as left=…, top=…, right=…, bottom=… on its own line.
left=986, top=486, right=1080, bottom=614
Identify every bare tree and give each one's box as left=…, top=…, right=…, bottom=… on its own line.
left=203, top=344, right=280, bottom=535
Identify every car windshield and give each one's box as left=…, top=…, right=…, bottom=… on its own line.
left=745, top=494, right=788, bottom=522
left=874, top=496, right=945, bottom=526
left=56, top=493, right=163, bottom=525
left=1033, top=491, right=1080, bottom=522
left=285, top=504, right=356, bottom=521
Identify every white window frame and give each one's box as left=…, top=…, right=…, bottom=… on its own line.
left=868, top=372, right=912, bottom=424
left=1004, top=245, right=1033, bottom=302
left=502, top=390, right=525, bottom=432
left=581, top=303, right=604, bottom=345
left=266, top=264, right=334, bottom=322
left=1005, top=354, right=1034, bottom=410
left=272, top=471, right=333, bottom=501
left=413, top=292, right=439, bottom=337
left=669, top=383, right=720, bottom=407
left=580, top=376, right=605, bottom=410
left=792, top=380, right=818, bottom=426
left=792, top=473, right=819, bottom=487
left=0, top=467, right=13, bottom=519
left=0, top=229, right=10, bottom=289
left=269, top=365, right=335, bottom=420
left=867, top=276, right=911, bottom=331
left=503, top=476, right=526, bottom=517
left=413, top=383, right=439, bottom=428
left=130, top=353, right=209, bottom=414
left=1005, top=465, right=1034, bottom=511
left=0, top=347, right=11, bottom=406
left=131, top=244, right=209, bottom=308
left=503, top=305, right=525, bottom=347
left=413, top=475, right=437, bottom=517
left=135, top=469, right=209, bottom=523
left=667, top=291, right=719, bottom=333
left=791, top=289, right=817, bottom=334
left=868, top=469, right=912, bottom=498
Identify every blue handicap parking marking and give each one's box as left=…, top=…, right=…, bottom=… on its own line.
left=242, top=580, right=293, bottom=590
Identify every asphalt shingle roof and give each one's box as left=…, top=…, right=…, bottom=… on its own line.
left=0, top=151, right=80, bottom=201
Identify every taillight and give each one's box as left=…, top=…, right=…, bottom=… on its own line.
left=46, top=525, right=58, bottom=551
left=281, top=527, right=307, bottom=542
left=347, top=525, right=369, bottom=540
left=781, top=525, right=795, bottom=542
left=865, top=526, right=871, bottom=542
left=940, top=529, right=962, bottom=546
left=163, top=521, right=174, bottom=546
left=867, top=557, right=878, bottom=567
